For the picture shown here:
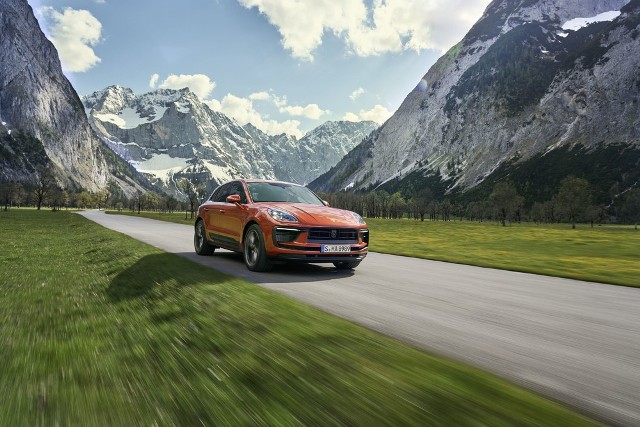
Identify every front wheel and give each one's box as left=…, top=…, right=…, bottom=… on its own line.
left=244, top=224, right=272, bottom=272
left=333, top=261, right=361, bottom=270
left=194, top=220, right=216, bottom=255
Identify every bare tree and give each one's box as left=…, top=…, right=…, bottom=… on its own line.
left=178, top=178, right=203, bottom=220
left=134, top=190, right=145, bottom=214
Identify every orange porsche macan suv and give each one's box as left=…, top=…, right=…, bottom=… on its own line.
left=194, top=179, right=369, bottom=272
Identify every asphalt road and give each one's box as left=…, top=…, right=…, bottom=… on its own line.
left=79, top=210, right=640, bottom=425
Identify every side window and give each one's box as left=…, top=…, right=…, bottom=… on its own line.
left=212, top=184, right=230, bottom=202
left=227, top=182, right=247, bottom=203
left=208, top=187, right=221, bottom=202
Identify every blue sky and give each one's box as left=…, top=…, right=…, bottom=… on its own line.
left=27, top=0, right=491, bottom=138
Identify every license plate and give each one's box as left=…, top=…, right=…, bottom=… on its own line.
left=321, top=244, right=351, bottom=253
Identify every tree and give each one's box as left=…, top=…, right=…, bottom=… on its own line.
left=428, top=200, right=439, bottom=221
left=388, top=192, right=406, bottom=219
left=98, top=188, right=111, bottom=210
left=440, top=199, right=452, bottom=221
left=144, top=192, right=161, bottom=212
left=585, top=205, right=606, bottom=228
left=178, top=178, right=203, bottom=219
left=164, top=195, right=178, bottom=213
left=555, top=176, right=591, bottom=229
left=1, top=180, right=15, bottom=211
left=530, top=202, right=545, bottom=224
left=412, top=188, right=432, bottom=221
left=620, top=188, right=640, bottom=230
left=32, top=165, right=55, bottom=210
left=134, top=190, right=145, bottom=214
left=489, top=182, right=523, bottom=227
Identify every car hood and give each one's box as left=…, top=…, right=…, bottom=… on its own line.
left=266, top=203, right=362, bottom=227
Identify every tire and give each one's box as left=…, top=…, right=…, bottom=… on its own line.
left=194, top=220, right=216, bottom=255
left=333, top=261, right=361, bottom=270
left=244, top=224, right=272, bottom=272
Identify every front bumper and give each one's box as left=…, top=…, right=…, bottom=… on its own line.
left=266, top=225, right=368, bottom=263
left=273, top=252, right=368, bottom=263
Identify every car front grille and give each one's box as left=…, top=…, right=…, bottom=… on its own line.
left=308, top=228, right=358, bottom=242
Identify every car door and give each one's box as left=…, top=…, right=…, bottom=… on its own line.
left=204, top=183, right=230, bottom=244
left=217, top=181, right=247, bottom=246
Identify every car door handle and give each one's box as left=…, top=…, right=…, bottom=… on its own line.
left=219, top=210, right=225, bottom=214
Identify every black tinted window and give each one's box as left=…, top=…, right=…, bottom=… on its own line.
left=227, top=182, right=247, bottom=203
left=212, top=182, right=247, bottom=203
left=212, top=183, right=231, bottom=202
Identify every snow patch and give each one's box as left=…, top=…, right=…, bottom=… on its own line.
left=344, top=182, right=355, bottom=191
left=95, top=106, right=168, bottom=129
left=94, top=113, right=126, bottom=128
left=175, top=101, right=191, bottom=114
left=562, top=11, right=621, bottom=32
left=136, top=154, right=191, bottom=182
left=202, top=161, right=234, bottom=183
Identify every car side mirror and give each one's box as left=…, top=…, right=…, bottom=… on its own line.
left=226, top=194, right=242, bottom=204
left=322, top=200, right=330, bottom=207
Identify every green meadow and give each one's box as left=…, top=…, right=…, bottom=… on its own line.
left=0, top=209, right=592, bottom=425
left=366, top=218, right=640, bottom=288
left=108, top=210, right=640, bottom=287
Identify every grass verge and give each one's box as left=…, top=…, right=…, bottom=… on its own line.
left=0, top=210, right=592, bottom=425
left=107, top=210, right=194, bottom=225
left=107, top=210, right=640, bottom=288
left=365, top=219, right=640, bottom=288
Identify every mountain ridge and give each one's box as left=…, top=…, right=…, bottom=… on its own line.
left=310, top=0, right=638, bottom=201
left=0, top=0, right=148, bottom=195
left=83, top=85, right=377, bottom=192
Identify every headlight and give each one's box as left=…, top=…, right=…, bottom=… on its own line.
left=351, top=212, right=366, bottom=224
left=268, top=208, right=299, bottom=223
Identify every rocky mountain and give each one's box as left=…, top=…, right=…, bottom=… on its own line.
left=245, top=120, right=377, bottom=185
left=311, top=0, right=640, bottom=204
left=0, top=0, right=143, bottom=193
left=83, top=86, right=376, bottom=192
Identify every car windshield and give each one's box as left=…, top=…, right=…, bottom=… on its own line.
left=246, top=182, right=323, bottom=205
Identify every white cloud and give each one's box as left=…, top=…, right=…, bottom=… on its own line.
left=36, top=7, right=102, bottom=73
left=342, top=112, right=359, bottom=122
left=237, top=0, right=490, bottom=60
left=206, top=93, right=304, bottom=138
left=149, top=73, right=159, bottom=89
left=359, top=104, right=392, bottom=123
left=272, top=94, right=288, bottom=108
left=249, top=91, right=270, bottom=101
left=157, top=74, right=216, bottom=100
left=279, top=103, right=329, bottom=120
left=344, top=104, right=392, bottom=124
left=350, top=87, right=365, bottom=101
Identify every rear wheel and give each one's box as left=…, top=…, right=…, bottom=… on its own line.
left=333, top=261, right=360, bottom=270
left=244, top=224, right=272, bottom=272
left=194, top=220, right=216, bottom=255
